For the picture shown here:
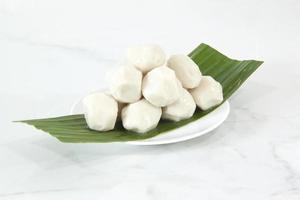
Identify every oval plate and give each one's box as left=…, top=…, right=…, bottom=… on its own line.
left=71, top=100, right=230, bottom=145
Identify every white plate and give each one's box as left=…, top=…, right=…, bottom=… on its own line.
left=70, top=99, right=230, bottom=145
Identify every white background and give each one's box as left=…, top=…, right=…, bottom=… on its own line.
left=1, top=0, right=300, bottom=199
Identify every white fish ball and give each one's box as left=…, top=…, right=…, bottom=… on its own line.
left=142, top=66, right=182, bottom=107
left=190, top=76, right=223, bottom=110
left=126, top=44, right=166, bottom=73
left=167, top=54, right=202, bottom=89
left=162, top=88, right=196, bottom=121
left=109, top=65, right=142, bottom=103
left=82, top=92, right=118, bottom=131
left=121, top=99, right=162, bottom=133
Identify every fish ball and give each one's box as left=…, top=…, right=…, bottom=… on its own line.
left=142, top=66, right=182, bottom=107
left=167, top=54, right=202, bottom=89
left=190, top=76, right=223, bottom=110
left=82, top=92, right=118, bottom=131
left=126, top=44, right=166, bottom=73
left=162, top=88, right=196, bottom=121
left=122, top=99, right=162, bottom=133
left=109, top=65, right=142, bottom=103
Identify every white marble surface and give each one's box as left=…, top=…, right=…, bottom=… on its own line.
left=1, top=0, right=300, bottom=199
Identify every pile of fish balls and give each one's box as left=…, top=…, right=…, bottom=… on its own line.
left=82, top=45, right=223, bottom=133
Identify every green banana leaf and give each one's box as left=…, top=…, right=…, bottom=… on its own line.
left=18, top=43, right=263, bottom=143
